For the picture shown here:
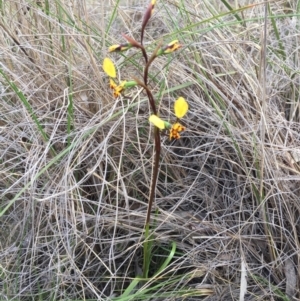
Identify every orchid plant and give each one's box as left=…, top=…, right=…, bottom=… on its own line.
left=102, top=0, right=188, bottom=279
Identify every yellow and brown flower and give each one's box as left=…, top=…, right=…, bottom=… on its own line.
left=149, top=97, right=188, bottom=140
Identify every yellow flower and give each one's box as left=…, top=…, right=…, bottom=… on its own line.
left=103, top=57, right=116, bottom=78
left=149, top=97, right=188, bottom=140
left=104, top=56, right=138, bottom=98
left=174, top=97, right=188, bottom=118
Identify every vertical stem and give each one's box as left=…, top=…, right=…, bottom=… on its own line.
left=143, top=127, right=161, bottom=278
left=146, top=128, right=161, bottom=226
left=139, top=7, right=163, bottom=279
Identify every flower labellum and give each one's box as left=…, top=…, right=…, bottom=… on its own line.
left=113, top=81, right=126, bottom=98
left=169, top=123, right=185, bottom=140
left=109, top=81, right=138, bottom=98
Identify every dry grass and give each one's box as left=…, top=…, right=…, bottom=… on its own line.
left=1, top=0, right=300, bottom=300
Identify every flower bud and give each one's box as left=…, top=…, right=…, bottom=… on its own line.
left=142, top=0, right=156, bottom=32
left=157, top=40, right=182, bottom=55
left=109, top=43, right=132, bottom=52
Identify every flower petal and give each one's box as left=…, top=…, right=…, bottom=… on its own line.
left=174, top=97, right=188, bottom=118
left=103, top=57, right=116, bottom=78
left=149, top=115, right=166, bottom=130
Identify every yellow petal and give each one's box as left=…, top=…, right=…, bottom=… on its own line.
left=174, top=97, right=188, bottom=118
left=103, top=57, right=116, bottom=78
left=149, top=115, right=165, bottom=130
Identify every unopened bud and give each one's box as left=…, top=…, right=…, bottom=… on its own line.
left=109, top=43, right=132, bottom=52
left=157, top=40, right=182, bottom=55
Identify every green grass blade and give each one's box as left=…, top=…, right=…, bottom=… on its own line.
left=220, top=0, right=242, bottom=22
left=105, top=0, right=121, bottom=35
left=268, top=3, right=286, bottom=60
left=117, top=277, right=141, bottom=299
left=154, top=241, right=176, bottom=276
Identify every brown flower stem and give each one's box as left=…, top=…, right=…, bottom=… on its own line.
left=141, top=47, right=148, bottom=64
left=139, top=17, right=163, bottom=279
left=145, top=88, right=157, bottom=115
left=143, top=42, right=161, bottom=86
left=140, top=45, right=162, bottom=279
left=132, top=77, right=157, bottom=114
left=143, top=126, right=161, bottom=278
left=145, top=127, right=160, bottom=226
